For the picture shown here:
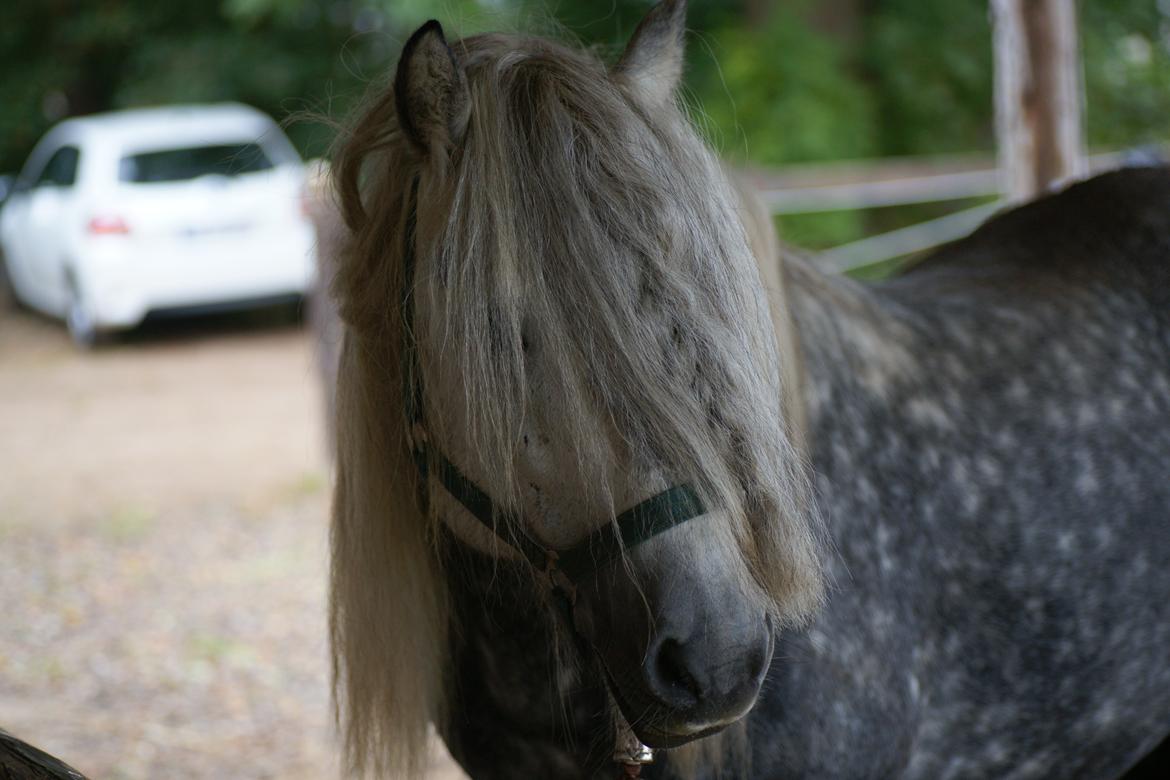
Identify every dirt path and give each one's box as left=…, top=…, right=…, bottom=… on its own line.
left=0, top=306, right=462, bottom=778
left=0, top=307, right=328, bottom=529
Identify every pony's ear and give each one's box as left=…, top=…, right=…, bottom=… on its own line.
left=395, top=20, right=470, bottom=157
left=613, top=0, right=687, bottom=108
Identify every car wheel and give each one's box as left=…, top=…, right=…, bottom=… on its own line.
left=0, top=250, right=15, bottom=310
left=65, top=278, right=101, bottom=349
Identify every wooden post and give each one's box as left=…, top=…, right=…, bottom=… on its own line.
left=991, top=0, right=1086, bottom=202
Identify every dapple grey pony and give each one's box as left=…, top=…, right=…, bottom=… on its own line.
left=326, top=2, right=1170, bottom=777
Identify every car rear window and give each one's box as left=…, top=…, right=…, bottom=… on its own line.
left=118, top=142, right=275, bottom=183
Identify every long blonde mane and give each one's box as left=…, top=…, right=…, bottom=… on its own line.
left=329, top=27, right=822, bottom=779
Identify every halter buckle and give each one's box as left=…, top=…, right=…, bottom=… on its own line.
left=613, top=708, right=654, bottom=775
left=407, top=422, right=431, bottom=457
left=541, top=549, right=578, bottom=605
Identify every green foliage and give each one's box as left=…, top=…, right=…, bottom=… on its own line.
left=863, top=0, right=996, bottom=155
left=861, top=0, right=1170, bottom=157
left=2, top=0, right=1169, bottom=254
left=777, top=211, right=866, bottom=250
left=691, top=6, right=876, bottom=165
left=684, top=5, right=877, bottom=246
left=1081, top=0, right=1170, bottom=149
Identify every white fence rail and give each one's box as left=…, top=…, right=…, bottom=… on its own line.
left=748, top=147, right=1163, bottom=270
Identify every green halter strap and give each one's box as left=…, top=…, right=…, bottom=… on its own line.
left=400, top=176, right=706, bottom=599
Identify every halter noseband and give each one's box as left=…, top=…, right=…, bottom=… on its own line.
left=399, top=176, right=707, bottom=601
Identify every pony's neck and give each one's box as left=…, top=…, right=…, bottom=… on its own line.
left=730, top=174, right=914, bottom=442
left=778, top=253, right=920, bottom=434
left=730, top=175, right=807, bottom=438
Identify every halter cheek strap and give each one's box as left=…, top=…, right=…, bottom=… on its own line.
left=399, top=175, right=707, bottom=599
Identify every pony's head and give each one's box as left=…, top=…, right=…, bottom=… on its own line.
left=329, top=0, right=823, bottom=773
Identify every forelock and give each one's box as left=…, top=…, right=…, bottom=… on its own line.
left=421, top=33, right=813, bottom=587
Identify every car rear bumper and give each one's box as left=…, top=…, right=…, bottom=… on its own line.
left=83, top=223, right=316, bottom=329
left=143, top=291, right=303, bottom=320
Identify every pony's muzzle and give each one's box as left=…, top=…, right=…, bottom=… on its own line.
left=641, top=612, right=773, bottom=732
left=574, top=536, right=776, bottom=747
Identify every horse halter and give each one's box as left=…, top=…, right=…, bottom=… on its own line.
left=399, top=176, right=707, bottom=602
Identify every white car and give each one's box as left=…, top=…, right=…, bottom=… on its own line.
left=0, top=103, right=316, bottom=345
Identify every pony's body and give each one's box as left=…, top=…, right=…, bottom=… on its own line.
left=440, top=170, right=1170, bottom=779
left=327, top=4, right=1170, bottom=776
left=770, top=171, right=1170, bottom=779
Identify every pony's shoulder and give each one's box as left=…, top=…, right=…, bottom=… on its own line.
left=905, top=166, right=1170, bottom=295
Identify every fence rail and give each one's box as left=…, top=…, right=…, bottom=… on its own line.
left=744, top=147, right=1164, bottom=270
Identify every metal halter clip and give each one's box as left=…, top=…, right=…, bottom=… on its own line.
left=407, top=421, right=428, bottom=450
left=541, top=549, right=579, bottom=606
left=613, top=708, right=654, bottom=777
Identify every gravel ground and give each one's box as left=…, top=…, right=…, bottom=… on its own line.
left=0, top=302, right=462, bottom=779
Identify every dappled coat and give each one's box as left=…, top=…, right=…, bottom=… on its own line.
left=441, top=168, right=1170, bottom=779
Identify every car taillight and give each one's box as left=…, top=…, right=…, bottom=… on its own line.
left=88, top=215, right=130, bottom=235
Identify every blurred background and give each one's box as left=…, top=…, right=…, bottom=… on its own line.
left=0, top=1, right=1167, bottom=778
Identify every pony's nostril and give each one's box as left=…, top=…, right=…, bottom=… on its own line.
left=641, top=625, right=773, bottom=724
left=746, top=640, right=767, bottom=682
left=650, top=637, right=702, bottom=704
left=746, top=616, right=772, bottom=681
